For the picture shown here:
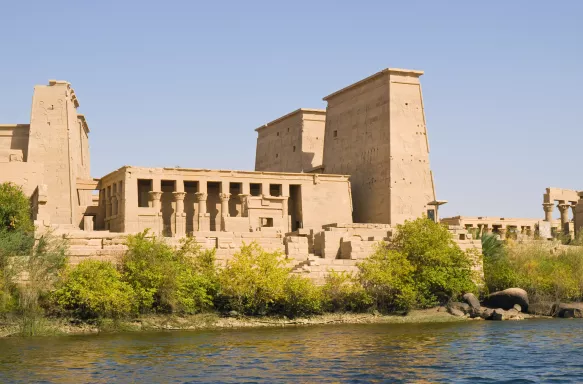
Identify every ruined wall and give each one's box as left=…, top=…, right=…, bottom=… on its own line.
left=299, top=175, right=353, bottom=229
left=322, top=69, right=434, bottom=225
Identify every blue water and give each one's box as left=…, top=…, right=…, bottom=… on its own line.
left=0, top=319, right=582, bottom=383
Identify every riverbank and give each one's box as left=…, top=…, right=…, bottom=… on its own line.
left=0, top=307, right=478, bottom=337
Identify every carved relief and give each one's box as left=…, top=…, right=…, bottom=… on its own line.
left=38, top=99, right=65, bottom=126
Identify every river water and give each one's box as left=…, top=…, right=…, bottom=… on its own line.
left=0, top=319, right=582, bottom=383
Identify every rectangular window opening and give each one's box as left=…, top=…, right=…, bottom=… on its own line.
left=250, top=183, right=262, bottom=196
left=137, top=179, right=153, bottom=207
left=269, top=184, right=282, bottom=197
left=261, top=217, right=274, bottom=227
left=184, top=181, right=198, bottom=193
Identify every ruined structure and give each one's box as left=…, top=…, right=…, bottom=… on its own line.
left=442, top=187, right=582, bottom=240
left=1, top=70, right=483, bottom=282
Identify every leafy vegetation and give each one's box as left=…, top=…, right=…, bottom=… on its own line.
left=120, top=231, right=215, bottom=314
left=52, top=260, right=137, bottom=319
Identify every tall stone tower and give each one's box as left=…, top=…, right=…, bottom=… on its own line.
left=27, top=80, right=91, bottom=227
left=322, top=68, right=436, bottom=225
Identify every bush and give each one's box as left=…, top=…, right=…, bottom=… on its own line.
left=0, top=229, right=35, bottom=262
left=321, top=271, right=372, bottom=313
left=218, top=242, right=290, bottom=315
left=392, top=218, right=477, bottom=306
left=279, top=275, right=323, bottom=318
left=358, top=245, right=417, bottom=312
left=121, top=231, right=215, bottom=314
left=52, top=260, right=137, bottom=319
left=0, top=182, right=33, bottom=232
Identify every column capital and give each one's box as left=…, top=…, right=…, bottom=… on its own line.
left=194, top=192, right=208, bottom=202
left=148, top=191, right=162, bottom=201
left=172, top=191, right=187, bottom=201
left=238, top=193, right=249, bottom=202
left=219, top=192, right=231, bottom=202
left=557, top=203, right=571, bottom=212
left=542, top=202, right=554, bottom=212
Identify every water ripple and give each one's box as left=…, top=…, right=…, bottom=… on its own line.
left=0, top=319, right=582, bottom=383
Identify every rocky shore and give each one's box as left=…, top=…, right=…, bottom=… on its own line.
left=446, top=287, right=583, bottom=320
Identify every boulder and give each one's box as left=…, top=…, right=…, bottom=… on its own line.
left=447, top=301, right=470, bottom=315
left=491, top=309, right=505, bottom=321
left=513, top=304, right=522, bottom=312
left=449, top=308, right=465, bottom=317
left=552, top=303, right=583, bottom=318
left=482, top=288, right=529, bottom=312
left=480, top=308, right=494, bottom=320
left=462, top=293, right=481, bottom=311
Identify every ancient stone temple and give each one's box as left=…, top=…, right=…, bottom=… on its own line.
left=255, top=69, right=441, bottom=225
left=0, top=70, right=483, bottom=282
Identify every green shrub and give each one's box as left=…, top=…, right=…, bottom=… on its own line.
left=218, top=242, right=290, bottom=315
left=0, top=182, right=33, bottom=232
left=0, top=229, right=35, bottom=262
left=321, top=271, right=372, bottom=313
left=358, top=245, right=417, bottom=312
left=278, top=275, right=323, bottom=318
left=52, top=260, right=137, bottom=319
left=392, top=218, right=477, bottom=306
left=121, top=231, right=215, bottom=314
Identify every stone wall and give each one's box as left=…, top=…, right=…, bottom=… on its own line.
left=255, top=109, right=325, bottom=173
left=322, top=69, right=435, bottom=225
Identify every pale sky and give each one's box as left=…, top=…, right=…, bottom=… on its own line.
left=1, top=0, right=581, bottom=219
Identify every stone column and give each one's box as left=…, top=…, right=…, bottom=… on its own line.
left=195, top=192, right=209, bottom=231
left=498, top=227, right=507, bottom=240
left=149, top=191, right=162, bottom=211
left=558, top=203, right=570, bottom=226
left=543, top=202, right=554, bottom=222
left=195, top=192, right=207, bottom=214
left=148, top=191, right=163, bottom=234
left=219, top=192, right=231, bottom=231
left=483, top=225, right=492, bottom=234
left=571, top=203, right=578, bottom=220
left=173, top=192, right=187, bottom=237
left=558, top=203, right=571, bottom=236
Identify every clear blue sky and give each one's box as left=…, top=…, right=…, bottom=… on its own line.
left=1, top=1, right=581, bottom=219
